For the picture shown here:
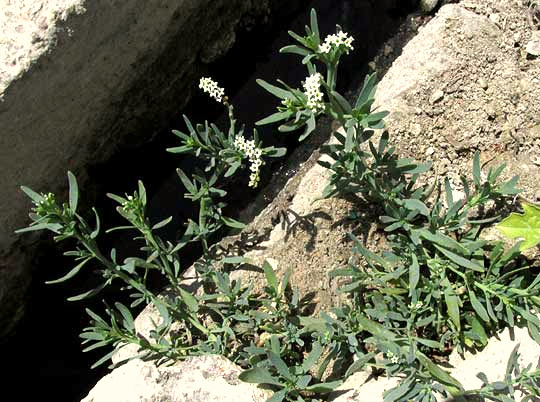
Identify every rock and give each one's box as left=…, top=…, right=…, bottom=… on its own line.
left=81, top=356, right=270, bottom=402
left=328, top=326, right=540, bottom=401
left=429, top=89, right=445, bottom=104
left=0, top=0, right=302, bottom=341
left=420, top=0, right=439, bottom=13
left=489, top=13, right=501, bottom=28
left=525, top=31, right=540, bottom=56
left=478, top=77, right=488, bottom=89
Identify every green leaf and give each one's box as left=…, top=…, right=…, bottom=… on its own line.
left=279, top=45, right=311, bottom=57
left=20, top=185, right=45, bottom=204
left=256, top=111, right=292, bottom=126
left=296, top=374, right=312, bottom=389
left=138, top=181, right=147, bottom=207
left=434, top=244, right=484, bottom=272
left=268, top=351, right=292, bottom=380
left=309, top=8, right=319, bottom=44
left=409, top=253, right=420, bottom=292
left=90, top=349, right=117, bottom=369
left=301, top=342, right=323, bottom=373
left=115, top=302, right=135, bottom=331
left=222, top=256, right=246, bottom=264
left=331, top=91, right=353, bottom=115
left=67, top=282, right=107, bottom=301
left=90, top=207, right=101, bottom=239
left=345, top=353, right=375, bottom=377
left=383, top=376, right=415, bottom=402
left=221, top=216, right=246, bottom=229
left=224, top=161, right=241, bottom=178
left=496, top=201, right=540, bottom=251
left=67, top=171, right=78, bottom=213
left=355, top=73, right=377, bottom=110
left=177, top=168, right=195, bottom=194
left=299, top=113, right=316, bottom=142
left=345, top=124, right=355, bottom=152
left=264, top=146, right=287, bottom=158
left=403, top=198, right=429, bottom=216
left=469, top=289, right=490, bottom=322
left=417, top=229, right=470, bottom=256
left=444, top=286, right=461, bottom=331
left=15, top=222, right=63, bottom=234
left=263, top=260, right=279, bottom=291
left=267, top=389, right=287, bottom=402
left=304, top=380, right=342, bottom=393
left=498, top=175, right=520, bottom=195
left=472, top=151, right=481, bottom=187
left=46, top=257, right=91, bottom=284
left=166, top=145, right=191, bottom=154
left=256, top=79, right=294, bottom=100
left=179, top=288, right=199, bottom=312
left=152, top=216, right=172, bottom=230
left=417, top=353, right=464, bottom=396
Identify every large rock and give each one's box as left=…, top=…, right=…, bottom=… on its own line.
left=81, top=355, right=270, bottom=402
left=0, top=0, right=304, bottom=341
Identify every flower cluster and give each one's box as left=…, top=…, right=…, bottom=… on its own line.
left=199, top=77, right=225, bottom=103
left=318, top=31, right=354, bottom=54
left=303, top=73, right=324, bottom=112
left=385, top=351, right=400, bottom=364
left=408, top=301, right=423, bottom=310
left=33, top=192, right=58, bottom=216
left=234, top=136, right=263, bottom=188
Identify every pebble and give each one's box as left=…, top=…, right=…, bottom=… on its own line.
left=426, top=146, right=435, bottom=156
left=429, top=90, right=444, bottom=104
left=526, top=31, right=540, bottom=56
left=462, top=2, right=477, bottom=10
left=478, top=78, right=488, bottom=90
left=489, top=13, right=501, bottom=27
left=384, top=45, right=393, bottom=56
left=410, top=123, right=422, bottom=136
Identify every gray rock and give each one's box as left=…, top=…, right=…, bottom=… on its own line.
left=526, top=31, right=540, bottom=56
left=81, top=356, right=270, bottom=402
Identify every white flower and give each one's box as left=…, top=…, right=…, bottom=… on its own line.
left=386, top=352, right=400, bottom=364
left=303, top=73, right=324, bottom=112
left=408, top=301, right=423, bottom=310
left=199, top=77, right=225, bottom=103
left=318, top=31, right=354, bottom=54
left=233, top=135, right=264, bottom=188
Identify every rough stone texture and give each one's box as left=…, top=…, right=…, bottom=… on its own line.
left=0, top=0, right=303, bottom=341
left=329, top=326, right=540, bottom=401
left=103, top=2, right=540, bottom=400
left=81, top=355, right=270, bottom=402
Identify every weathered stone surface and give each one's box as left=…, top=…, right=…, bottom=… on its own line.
left=329, top=326, right=540, bottom=401
left=525, top=30, right=540, bottom=56
left=81, top=355, right=270, bottom=402
left=0, top=0, right=302, bottom=341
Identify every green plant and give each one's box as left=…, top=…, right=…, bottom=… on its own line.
left=16, top=7, right=540, bottom=402
left=497, top=200, right=540, bottom=251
